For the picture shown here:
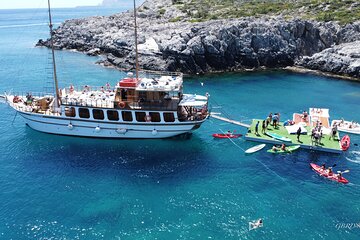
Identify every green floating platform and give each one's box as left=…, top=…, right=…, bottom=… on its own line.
left=245, top=119, right=343, bottom=154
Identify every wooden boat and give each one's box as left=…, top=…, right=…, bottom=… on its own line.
left=2, top=0, right=209, bottom=139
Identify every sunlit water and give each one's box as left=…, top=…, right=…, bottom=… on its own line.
left=0, top=7, right=360, bottom=240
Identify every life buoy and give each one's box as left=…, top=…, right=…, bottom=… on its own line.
left=145, top=115, right=151, bottom=122
left=118, top=101, right=126, bottom=109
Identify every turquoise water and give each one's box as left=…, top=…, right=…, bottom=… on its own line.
left=1, top=8, right=360, bottom=240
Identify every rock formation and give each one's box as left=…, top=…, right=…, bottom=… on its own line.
left=37, top=0, right=360, bottom=79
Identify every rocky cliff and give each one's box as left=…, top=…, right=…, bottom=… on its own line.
left=37, top=0, right=360, bottom=79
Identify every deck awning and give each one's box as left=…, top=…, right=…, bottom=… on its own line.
left=178, top=100, right=207, bottom=107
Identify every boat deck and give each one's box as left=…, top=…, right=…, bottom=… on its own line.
left=293, top=113, right=311, bottom=126
left=245, top=119, right=343, bottom=154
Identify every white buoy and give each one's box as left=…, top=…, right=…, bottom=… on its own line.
left=95, top=126, right=101, bottom=133
left=116, top=128, right=127, bottom=134
left=68, top=123, right=73, bottom=130
left=152, top=129, right=158, bottom=136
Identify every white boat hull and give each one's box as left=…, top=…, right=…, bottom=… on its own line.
left=18, top=112, right=204, bottom=139
left=331, top=120, right=360, bottom=135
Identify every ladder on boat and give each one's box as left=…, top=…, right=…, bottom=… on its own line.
left=210, top=113, right=251, bottom=128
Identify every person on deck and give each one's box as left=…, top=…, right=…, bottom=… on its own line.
left=329, top=124, right=337, bottom=140
left=302, top=110, right=308, bottom=121
left=261, top=120, right=266, bottom=134
left=268, top=113, right=273, bottom=125
left=255, top=121, right=260, bottom=135
left=273, top=113, right=278, bottom=128
left=296, top=127, right=302, bottom=142
left=266, top=116, right=271, bottom=129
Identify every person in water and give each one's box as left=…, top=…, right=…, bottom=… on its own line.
left=249, top=218, right=263, bottom=230
left=272, top=145, right=279, bottom=151
left=281, top=144, right=286, bottom=151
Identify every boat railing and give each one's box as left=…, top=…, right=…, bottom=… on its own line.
left=137, top=70, right=183, bottom=79
left=62, top=86, right=114, bottom=95
left=61, top=97, right=180, bottom=111
left=8, top=92, right=53, bottom=99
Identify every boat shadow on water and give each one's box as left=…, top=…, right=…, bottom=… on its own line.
left=21, top=128, right=215, bottom=182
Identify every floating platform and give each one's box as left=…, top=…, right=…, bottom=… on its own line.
left=245, top=119, right=343, bottom=154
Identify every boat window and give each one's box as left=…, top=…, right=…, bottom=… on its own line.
left=107, top=110, right=119, bottom=121
left=135, top=112, right=146, bottom=122
left=122, top=111, right=133, bottom=122
left=163, top=112, right=175, bottom=122
left=93, top=109, right=104, bottom=120
left=149, top=112, right=161, bottom=122
left=79, top=108, right=90, bottom=119
left=64, top=107, right=76, bottom=117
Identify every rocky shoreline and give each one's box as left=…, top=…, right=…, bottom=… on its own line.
left=37, top=0, right=360, bottom=79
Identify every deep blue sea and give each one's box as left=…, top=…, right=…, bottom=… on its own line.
left=1, top=7, right=360, bottom=240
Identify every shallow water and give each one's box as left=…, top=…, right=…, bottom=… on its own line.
left=1, top=8, right=360, bottom=240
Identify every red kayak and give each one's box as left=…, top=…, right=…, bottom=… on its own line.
left=310, top=163, right=349, bottom=184
left=212, top=133, right=242, bottom=139
left=340, top=135, right=350, bottom=151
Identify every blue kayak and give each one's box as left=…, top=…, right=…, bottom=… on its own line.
left=266, top=132, right=292, bottom=142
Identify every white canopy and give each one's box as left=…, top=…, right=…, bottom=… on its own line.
left=309, top=108, right=330, bottom=118
left=179, top=100, right=207, bottom=107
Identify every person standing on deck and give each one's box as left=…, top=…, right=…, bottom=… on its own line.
left=261, top=120, right=266, bottom=134
left=268, top=113, right=273, bottom=125
left=296, top=127, right=302, bottom=142
left=273, top=113, right=279, bottom=128
left=255, top=121, right=260, bottom=135
left=329, top=124, right=338, bottom=140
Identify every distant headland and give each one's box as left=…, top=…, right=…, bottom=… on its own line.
left=37, top=0, right=360, bottom=80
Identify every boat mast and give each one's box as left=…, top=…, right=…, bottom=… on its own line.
left=133, top=0, right=139, bottom=80
left=47, top=0, right=60, bottom=109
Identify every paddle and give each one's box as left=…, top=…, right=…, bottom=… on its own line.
left=337, top=170, right=350, bottom=174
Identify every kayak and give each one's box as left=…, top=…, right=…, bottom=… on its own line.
left=267, top=145, right=300, bottom=154
left=340, top=135, right=350, bottom=151
left=310, top=163, right=349, bottom=184
left=212, top=133, right=242, bottom=139
left=266, top=132, right=292, bottom=142
left=245, top=144, right=266, bottom=154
